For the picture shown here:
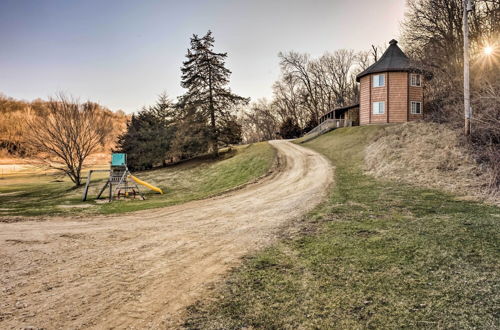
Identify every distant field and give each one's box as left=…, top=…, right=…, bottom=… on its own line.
left=0, top=164, right=32, bottom=172
left=0, top=143, right=276, bottom=217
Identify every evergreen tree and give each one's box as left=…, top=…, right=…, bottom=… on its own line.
left=170, top=105, right=211, bottom=160
left=218, top=115, right=243, bottom=145
left=179, top=31, right=248, bottom=157
left=279, top=117, right=302, bottom=139
left=116, top=93, right=176, bottom=170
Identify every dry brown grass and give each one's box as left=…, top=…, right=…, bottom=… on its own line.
left=365, top=122, right=498, bottom=204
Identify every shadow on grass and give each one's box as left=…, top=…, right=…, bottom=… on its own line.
left=0, top=143, right=276, bottom=218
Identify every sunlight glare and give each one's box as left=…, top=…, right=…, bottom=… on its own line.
left=484, top=46, right=493, bottom=55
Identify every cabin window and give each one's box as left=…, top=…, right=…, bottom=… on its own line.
left=411, top=101, right=422, bottom=114
left=410, top=74, right=421, bottom=87
left=373, top=74, right=385, bottom=87
left=372, top=101, right=385, bottom=115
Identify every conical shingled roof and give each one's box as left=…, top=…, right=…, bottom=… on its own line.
left=356, top=39, right=411, bottom=82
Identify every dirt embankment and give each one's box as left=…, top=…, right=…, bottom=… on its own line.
left=365, top=122, right=498, bottom=204
left=0, top=140, right=333, bottom=329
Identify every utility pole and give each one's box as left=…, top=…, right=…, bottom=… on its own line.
left=463, top=0, right=473, bottom=136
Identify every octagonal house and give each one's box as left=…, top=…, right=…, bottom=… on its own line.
left=356, top=39, right=424, bottom=125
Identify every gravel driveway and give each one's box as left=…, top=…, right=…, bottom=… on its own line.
left=0, top=140, right=333, bottom=329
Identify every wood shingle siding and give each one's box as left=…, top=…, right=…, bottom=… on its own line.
left=409, top=85, right=424, bottom=121
left=357, top=39, right=426, bottom=125
left=360, top=76, right=370, bottom=125
left=388, top=72, right=408, bottom=123
left=369, top=74, right=387, bottom=124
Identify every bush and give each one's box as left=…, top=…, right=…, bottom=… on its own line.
left=279, top=117, right=302, bottom=139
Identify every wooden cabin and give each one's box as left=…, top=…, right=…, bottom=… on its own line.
left=314, top=39, right=427, bottom=132
left=356, top=39, right=424, bottom=125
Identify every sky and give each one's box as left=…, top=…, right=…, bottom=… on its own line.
left=0, top=0, right=407, bottom=113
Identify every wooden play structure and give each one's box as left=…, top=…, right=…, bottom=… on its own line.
left=82, top=153, right=163, bottom=202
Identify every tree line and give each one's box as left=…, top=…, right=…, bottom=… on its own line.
left=240, top=0, right=498, bottom=189
left=2, top=1, right=497, bottom=188
left=0, top=31, right=247, bottom=186
left=116, top=31, right=247, bottom=170
left=0, top=94, right=128, bottom=158
left=239, top=49, right=375, bottom=142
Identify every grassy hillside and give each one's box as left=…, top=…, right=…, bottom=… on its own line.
left=0, top=142, right=276, bottom=217
left=365, top=122, right=497, bottom=204
left=185, top=126, right=500, bottom=329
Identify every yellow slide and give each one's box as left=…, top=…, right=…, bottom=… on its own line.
left=130, top=175, right=164, bottom=194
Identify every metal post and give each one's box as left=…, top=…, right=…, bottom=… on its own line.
left=463, top=0, right=471, bottom=136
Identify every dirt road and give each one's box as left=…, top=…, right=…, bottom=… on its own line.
left=0, top=141, right=333, bottom=329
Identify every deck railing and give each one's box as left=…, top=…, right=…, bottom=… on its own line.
left=305, top=119, right=352, bottom=136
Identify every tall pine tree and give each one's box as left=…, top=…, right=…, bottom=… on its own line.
left=179, top=31, right=248, bottom=157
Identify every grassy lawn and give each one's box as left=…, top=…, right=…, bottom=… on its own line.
left=185, top=126, right=500, bottom=329
left=0, top=142, right=276, bottom=217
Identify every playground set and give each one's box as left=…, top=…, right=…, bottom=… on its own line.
left=82, top=153, right=163, bottom=202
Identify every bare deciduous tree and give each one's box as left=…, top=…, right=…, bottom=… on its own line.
left=356, top=51, right=372, bottom=72
left=272, top=74, right=308, bottom=127
left=278, top=51, right=322, bottom=122
left=241, top=99, right=279, bottom=142
left=402, top=0, right=500, bottom=190
left=371, top=45, right=381, bottom=62
left=25, top=94, right=112, bottom=186
left=274, top=49, right=361, bottom=130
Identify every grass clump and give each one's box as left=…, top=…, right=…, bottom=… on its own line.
left=185, top=125, right=500, bottom=329
left=0, top=142, right=276, bottom=217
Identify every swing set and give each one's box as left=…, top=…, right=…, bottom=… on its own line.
left=82, top=153, right=163, bottom=202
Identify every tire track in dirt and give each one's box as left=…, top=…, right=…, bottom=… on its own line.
left=0, top=140, right=333, bottom=329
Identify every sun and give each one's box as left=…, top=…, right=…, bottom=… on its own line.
left=484, top=46, right=493, bottom=55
